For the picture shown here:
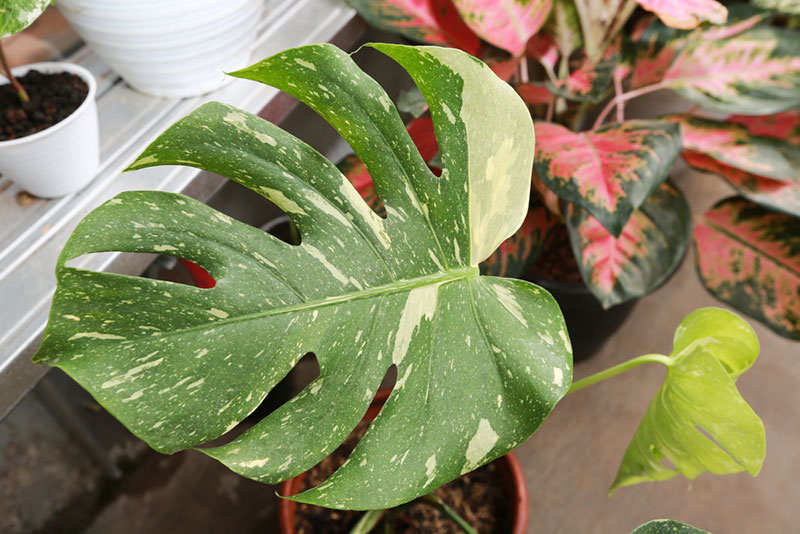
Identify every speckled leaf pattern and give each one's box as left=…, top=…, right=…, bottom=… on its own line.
left=670, top=116, right=800, bottom=181
left=480, top=193, right=555, bottom=278
left=612, top=308, right=765, bottom=491
left=729, top=110, right=800, bottom=145
left=546, top=58, right=615, bottom=103
left=0, top=0, right=49, bottom=38
left=533, top=120, right=681, bottom=236
left=632, top=519, right=710, bottom=534
left=566, top=181, right=691, bottom=308
left=33, top=44, right=573, bottom=510
left=452, top=0, right=552, bottom=56
left=661, top=25, right=800, bottom=114
left=635, top=0, right=727, bottom=30
left=683, top=150, right=800, bottom=218
left=695, top=197, right=800, bottom=340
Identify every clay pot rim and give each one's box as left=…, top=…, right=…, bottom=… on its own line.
left=277, top=389, right=528, bottom=534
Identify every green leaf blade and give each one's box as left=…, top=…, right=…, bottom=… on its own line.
left=34, top=43, right=569, bottom=510
left=0, top=0, right=49, bottom=39
left=632, top=519, right=710, bottom=534
left=612, top=308, right=765, bottom=492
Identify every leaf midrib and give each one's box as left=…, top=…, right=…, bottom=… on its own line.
left=79, top=266, right=480, bottom=341
left=703, top=216, right=800, bottom=276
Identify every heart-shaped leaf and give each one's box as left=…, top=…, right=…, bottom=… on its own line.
left=694, top=197, right=800, bottom=340
left=670, top=116, right=800, bottom=181
left=33, top=43, right=572, bottom=510
left=632, top=519, right=710, bottom=534
left=683, top=150, right=800, bottom=218
left=566, top=181, right=690, bottom=308
left=0, top=0, right=49, bottom=38
left=612, top=307, right=765, bottom=491
left=533, top=120, right=681, bottom=236
left=635, top=0, right=728, bottom=30
left=452, top=0, right=552, bottom=57
left=728, top=110, right=800, bottom=145
left=660, top=25, right=800, bottom=114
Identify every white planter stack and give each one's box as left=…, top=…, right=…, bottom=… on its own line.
left=56, top=0, right=263, bottom=97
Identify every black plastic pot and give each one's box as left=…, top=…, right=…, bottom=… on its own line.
left=529, top=278, right=637, bottom=362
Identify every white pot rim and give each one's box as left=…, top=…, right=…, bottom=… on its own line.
left=0, top=62, right=97, bottom=148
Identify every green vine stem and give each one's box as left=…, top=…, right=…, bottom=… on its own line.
left=419, top=494, right=479, bottom=534
left=0, top=40, right=30, bottom=103
left=348, top=509, right=385, bottom=534
left=568, top=353, right=672, bottom=395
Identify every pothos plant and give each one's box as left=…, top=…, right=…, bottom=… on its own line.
left=33, top=44, right=764, bottom=532
left=0, top=0, right=51, bottom=102
left=344, top=0, right=800, bottom=342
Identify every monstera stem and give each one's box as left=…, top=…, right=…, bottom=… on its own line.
left=0, top=42, right=29, bottom=103
left=419, top=494, right=478, bottom=534
left=568, top=353, right=672, bottom=394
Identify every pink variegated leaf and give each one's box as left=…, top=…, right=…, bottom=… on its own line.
left=346, top=0, right=482, bottom=54
left=533, top=120, right=681, bottom=236
left=661, top=26, right=800, bottom=114
left=481, top=192, right=555, bottom=277
left=628, top=12, right=767, bottom=89
left=728, top=111, right=800, bottom=146
left=546, top=58, right=615, bottom=103
left=668, top=116, right=800, bottom=181
left=532, top=170, right=562, bottom=217
left=636, top=0, right=727, bottom=30
left=526, top=32, right=559, bottom=73
left=453, top=0, right=552, bottom=56
left=566, top=181, right=691, bottom=308
left=515, top=83, right=554, bottom=106
left=695, top=197, right=800, bottom=340
left=684, top=150, right=800, bottom=218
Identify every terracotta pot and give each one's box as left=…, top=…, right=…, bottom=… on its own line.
left=277, top=389, right=528, bottom=534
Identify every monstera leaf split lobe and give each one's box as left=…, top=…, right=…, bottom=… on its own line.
left=33, top=44, right=573, bottom=510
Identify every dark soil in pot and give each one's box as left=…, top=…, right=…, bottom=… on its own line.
left=289, top=421, right=512, bottom=534
left=526, top=224, right=636, bottom=362
left=1, top=70, right=88, bottom=141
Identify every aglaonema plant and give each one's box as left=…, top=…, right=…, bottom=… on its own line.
left=0, top=0, right=51, bottom=102
left=343, top=0, right=800, bottom=342
left=33, top=44, right=765, bottom=533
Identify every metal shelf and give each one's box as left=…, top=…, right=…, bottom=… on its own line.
left=0, top=0, right=363, bottom=420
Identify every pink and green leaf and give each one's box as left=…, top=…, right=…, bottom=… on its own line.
left=684, top=150, right=800, bottom=218
left=546, top=58, right=615, bottom=103
left=480, top=193, right=556, bottom=277
left=452, top=0, right=552, bottom=56
left=661, top=26, right=800, bottom=114
left=533, top=120, right=681, bottom=236
left=728, top=111, right=800, bottom=145
left=526, top=31, right=559, bottom=75
left=695, top=197, right=800, bottom=340
left=345, top=0, right=482, bottom=54
left=635, top=0, right=728, bottom=30
left=668, top=116, right=800, bottom=181
left=566, top=181, right=691, bottom=308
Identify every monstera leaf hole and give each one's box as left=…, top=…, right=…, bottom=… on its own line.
left=64, top=252, right=216, bottom=289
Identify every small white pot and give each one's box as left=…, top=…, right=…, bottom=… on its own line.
left=56, top=0, right=263, bottom=98
left=0, top=62, right=99, bottom=198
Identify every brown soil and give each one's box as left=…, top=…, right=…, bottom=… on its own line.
left=294, top=422, right=512, bottom=534
left=1, top=70, right=88, bottom=141
left=528, top=223, right=583, bottom=284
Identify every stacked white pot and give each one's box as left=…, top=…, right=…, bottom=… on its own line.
left=56, top=0, right=263, bottom=97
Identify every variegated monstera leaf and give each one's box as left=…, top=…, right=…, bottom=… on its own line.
left=0, top=0, right=50, bottom=38
left=33, top=44, right=572, bottom=510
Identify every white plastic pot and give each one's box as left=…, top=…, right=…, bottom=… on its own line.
left=0, top=62, right=99, bottom=198
left=56, top=0, right=263, bottom=98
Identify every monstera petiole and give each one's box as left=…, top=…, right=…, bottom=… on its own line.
left=33, top=44, right=573, bottom=509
